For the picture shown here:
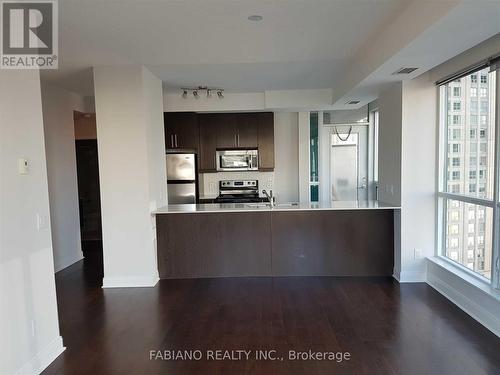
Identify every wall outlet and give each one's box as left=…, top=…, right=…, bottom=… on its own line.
left=414, top=248, right=422, bottom=259
left=209, top=182, right=216, bottom=193
left=36, top=213, right=48, bottom=231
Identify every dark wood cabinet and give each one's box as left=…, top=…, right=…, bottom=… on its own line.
left=198, top=114, right=218, bottom=172
left=214, top=113, right=259, bottom=149
left=156, top=209, right=394, bottom=278
left=257, top=112, right=274, bottom=171
left=215, top=114, right=238, bottom=149
left=164, top=112, right=199, bottom=150
left=165, top=111, right=274, bottom=172
left=236, top=113, right=259, bottom=148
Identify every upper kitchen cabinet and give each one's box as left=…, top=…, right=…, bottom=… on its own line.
left=215, top=113, right=258, bottom=149
left=257, top=112, right=274, bottom=171
left=197, top=111, right=274, bottom=172
left=215, top=113, right=238, bottom=149
left=164, top=112, right=199, bottom=151
left=198, top=114, right=218, bottom=172
left=236, top=113, right=259, bottom=148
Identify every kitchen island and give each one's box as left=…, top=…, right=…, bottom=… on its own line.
left=154, top=201, right=399, bottom=279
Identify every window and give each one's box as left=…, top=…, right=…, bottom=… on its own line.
left=439, top=66, right=496, bottom=282
left=468, top=210, right=475, bottom=220
left=481, top=101, right=488, bottom=112
left=470, top=115, right=478, bottom=126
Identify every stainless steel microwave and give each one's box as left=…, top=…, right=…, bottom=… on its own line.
left=216, top=150, right=258, bottom=171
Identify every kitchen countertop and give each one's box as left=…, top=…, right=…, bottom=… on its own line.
left=153, top=200, right=400, bottom=214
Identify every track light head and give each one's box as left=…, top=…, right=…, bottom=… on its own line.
left=182, top=90, right=188, bottom=98
left=217, top=90, right=224, bottom=99
left=193, top=90, right=199, bottom=98
left=207, top=89, right=212, bottom=98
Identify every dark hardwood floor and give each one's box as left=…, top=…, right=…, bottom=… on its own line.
left=43, top=253, right=500, bottom=375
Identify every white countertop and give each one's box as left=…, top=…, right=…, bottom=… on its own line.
left=153, top=200, right=400, bottom=214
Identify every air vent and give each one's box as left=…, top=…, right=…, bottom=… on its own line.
left=346, top=100, right=360, bottom=105
left=393, top=67, right=418, bottom=75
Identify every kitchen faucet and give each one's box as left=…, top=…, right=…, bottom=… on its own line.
left=262, top=189, right=274, bottom=207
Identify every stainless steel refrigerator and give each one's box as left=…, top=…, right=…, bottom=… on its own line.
left=166, top=153, right=197, bottom=204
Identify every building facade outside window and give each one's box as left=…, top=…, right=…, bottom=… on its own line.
left=439, top=66, right=497, bottom=283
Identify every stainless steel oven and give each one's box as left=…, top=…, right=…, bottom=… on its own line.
left=216, top=150, right=258, bottom=171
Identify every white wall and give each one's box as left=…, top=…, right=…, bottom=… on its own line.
left=399, top=73, right=437, bottom=281
left=0, top=70, right=64, bottom=374
left=273, top=112, right=299, bottom=203
left=41, top=85, right=86, bottom=272
left=377, top=83, right=403, bottom=206
left=94, top=66, right=166, bottom=288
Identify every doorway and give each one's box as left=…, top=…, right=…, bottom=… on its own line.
left=330, top=126, right=369, bottom=201
left=73, top=111, right=102, bottom=261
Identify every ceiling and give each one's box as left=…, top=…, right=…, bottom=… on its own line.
left=41, top=0, right=500, bottom=107
left=41, top=0, right=411, bottom=95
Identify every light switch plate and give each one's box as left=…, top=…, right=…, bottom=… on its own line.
left=18, top=158, right=29, bottom=175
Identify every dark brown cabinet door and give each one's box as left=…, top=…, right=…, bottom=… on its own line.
left=198, top=114, right=218, bottom=172
left=257, top=112, right=274, bottom=171
left=216, top=114, right=237, bottom=149
left=164, top=112, right=199, bottom=150
left=235, top=113, right=258, bottom=148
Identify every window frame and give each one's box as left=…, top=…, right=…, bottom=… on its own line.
left=437, top=66, right=499, bottom=289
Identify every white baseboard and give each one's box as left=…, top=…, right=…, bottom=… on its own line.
left=102, top=273, right=159, bottom=288
left=14, top=336, right=65, bottom=375
left=54, top=251, right=84, bottom=273
left=393, top=269, right=427, bottom=283
left=427, top=259, right=500, bottom=338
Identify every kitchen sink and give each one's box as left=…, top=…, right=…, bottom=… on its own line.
left=275, top=202, right=299, bottom=207
left=244, top=202, right=299, bottom=208
left=244, top=203, right=271, bottom=208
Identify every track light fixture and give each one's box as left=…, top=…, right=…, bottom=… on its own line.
left=180, top=86, right=224, bottom=99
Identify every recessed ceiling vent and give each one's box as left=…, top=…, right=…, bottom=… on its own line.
left=346, top=100, right=360, bottom=105
left=393, top=67, right=418, bottom=75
